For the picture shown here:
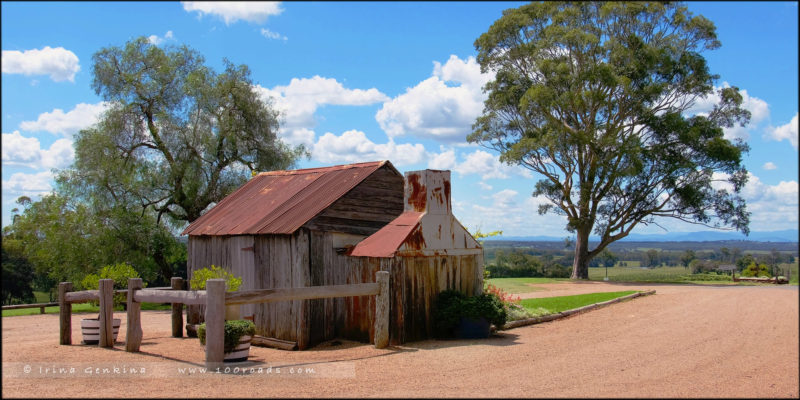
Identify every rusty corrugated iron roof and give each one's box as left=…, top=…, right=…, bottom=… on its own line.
left=349, top=211, right=425, bottom=257
left=182, top=161, right=396, bottom=236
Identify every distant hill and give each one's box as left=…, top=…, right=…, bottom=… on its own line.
left=484, top=229, right=799, bottom=243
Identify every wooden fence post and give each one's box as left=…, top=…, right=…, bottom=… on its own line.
left=99, top=279, right=114, bottom=348
left=58, top=282, right=73, bottom=345
left=171, top=277, right=184, bottom=338
left=374, top=271, right=390, bottom=349
left=126, top=278, right=143, bottom=352
left=205, top=279, right=226, bottom=367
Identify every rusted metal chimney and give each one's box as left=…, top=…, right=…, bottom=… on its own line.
left=350, top=168, right=481, bottom=258
left=404, top=170, right=451, bottom=215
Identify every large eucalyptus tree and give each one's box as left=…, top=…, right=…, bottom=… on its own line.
left=470, top=2, right=750, bottom=278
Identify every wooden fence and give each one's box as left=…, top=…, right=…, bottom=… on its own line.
left=59, top=271, right=391, bottom=367
left=58, top=280, right=182, bottom=347
left=2, top=302, right=59, bottom=314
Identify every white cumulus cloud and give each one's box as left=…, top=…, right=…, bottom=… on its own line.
left=148, top=30, right=174, bottom=45
left=19, top=102, right=109, bottom=137
left=260, top=28, right=287, bottom=41
left=375, top=55, right=493, bottom=143
left=461, top=188, right=567, bottom=236
left=2, top=131, right=75, bottom=170
left=762, top=162, right=777, bottom=171
left=182, top=1, right=283, bottom=24
left=2, top=46, right=80, bottom=82
left=2, top=171, right=56, bottom=199
left=313, top=130, right=425, bottom=166
left=256, top=75, right=388, bottom=129
left=430, top=149, right=530, bottom=181
left=765, top=113, right=798, bottom=149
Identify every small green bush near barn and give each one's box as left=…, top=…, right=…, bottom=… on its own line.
left=190, top=265, right=242, bottom=291
left=433, top=290, right=507, bottom=338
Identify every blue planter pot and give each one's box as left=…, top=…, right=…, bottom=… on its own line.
left=455, top=317, right=490, bottom=339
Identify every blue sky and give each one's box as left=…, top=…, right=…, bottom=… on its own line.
left=2, top=1, right=798, bottom=238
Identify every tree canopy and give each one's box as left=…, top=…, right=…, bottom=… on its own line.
left=470, top=2, right=751, bottom=278
left=59, top=37, right=306, bottom=226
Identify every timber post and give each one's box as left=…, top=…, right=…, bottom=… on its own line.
left=58, top=282, right=73, bottom=345
left=98, top=279, right=115, bottom=348
left=126, top=278, right=143, bottom=352
left=205, top=279, right=226, bottom=367
left=374, top=271, right=390, bottom=349
left=171, top=277, right=184, bottom=338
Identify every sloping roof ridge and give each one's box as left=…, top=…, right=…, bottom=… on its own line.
left=250, top=161, right=389, bottom=234
left=257, top=160, right=386, bottom=176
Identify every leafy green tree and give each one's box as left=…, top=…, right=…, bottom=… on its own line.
left=597, top=249, right=619, bottom=268
left=3, top=194, right=185, bottom=289
left=645, top=249, right=660, bottom=268
left=736, top=253, right=756, bottom=272
left=59, top=37, right=306, bottom=226
left=470, top=2, right=750, bottom=279
left=1, top=238, right=35, bottom=305
left=680, top=250, right=696, bottom=269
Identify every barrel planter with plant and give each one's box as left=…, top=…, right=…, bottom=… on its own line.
left=433, top=290, right=507, bottom=339
left=80, top=263, right=142, bottom=344
left=198, top=319, right=256, bottom=362
left=81, top=317, right=121, bottom=344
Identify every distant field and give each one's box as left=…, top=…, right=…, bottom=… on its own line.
left=589, top=265, right=692, bottom=282
left=777, top=261, right=799, bottom=284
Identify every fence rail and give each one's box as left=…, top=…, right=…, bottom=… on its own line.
left=58, top=273, right=391, bottom=367
left=2, top=302, right=59, bottom=313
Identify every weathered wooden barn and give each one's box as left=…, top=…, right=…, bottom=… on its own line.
left=182, top=160, right=482, bottom=349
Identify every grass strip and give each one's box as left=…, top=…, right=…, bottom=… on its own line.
left=2, top=302, right=171, bottom=317
left=519, top=290, right=637, bottom=317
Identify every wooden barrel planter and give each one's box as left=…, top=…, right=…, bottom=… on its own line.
left=224, top=335, right=252, bottom=362
left=81, top=318, right=121, bottom=344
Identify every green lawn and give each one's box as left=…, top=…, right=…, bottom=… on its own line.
left=486, top=277, right=569, bottom=294
left=2, top=302, right=172, bottom=317
left=519, top=290, right=638, bottom=317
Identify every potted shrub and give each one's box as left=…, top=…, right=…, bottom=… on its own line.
left=433, top=290, right=507, bottom=339
left=197, top=319, right=256, bottom=362
left=79, top=263, right=143, bottom=344
left=190, top=265, right=243, bottom=320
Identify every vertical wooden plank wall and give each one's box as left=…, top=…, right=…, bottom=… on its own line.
left=292, top=230, right=310, bottom=349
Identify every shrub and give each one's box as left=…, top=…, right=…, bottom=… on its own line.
left=484, top=284, right=534, bottom=321
left=81, top=263, right=144, bottom=307
left=433, top=290, right=507, bottom=338
left=741, top=262, right=771, bottom=277
left=190, top=265, right=242, bottom=292
left=198, top=319, right=256, bottom=353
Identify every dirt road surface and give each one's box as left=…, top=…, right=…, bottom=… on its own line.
left=3, top=282, right=798, bottom=398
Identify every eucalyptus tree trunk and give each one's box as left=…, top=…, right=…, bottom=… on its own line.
left=571, top=227, right=591, bottom=279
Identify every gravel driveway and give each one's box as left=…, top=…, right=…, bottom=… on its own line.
left=2, top=282, right=798, bottom=398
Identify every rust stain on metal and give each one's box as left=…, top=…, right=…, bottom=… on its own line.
left=405, top=225, right=427, bottom=250
left=182, top=161, right=399, bottom=236
left=432, top=187, right=443, bottom=205
left=443, top=179, right=450, bottom=206
left=406, top=172, right=427, bottom=212
left=241, top=246, right=254, bottom=252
